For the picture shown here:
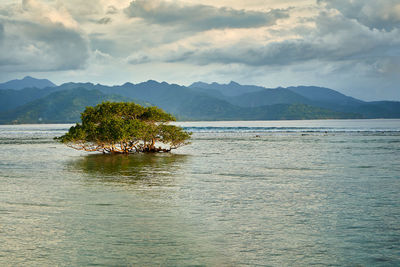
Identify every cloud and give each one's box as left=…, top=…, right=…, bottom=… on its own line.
left=97, top=17, right=112, bottom=24
left=106, top=5, right=118, bottom=15
left=0, top=20, right=89, bottom=72
left=57, top=0, right=104, bottom=19
left=21, top=0, right=78, bottom=29
left=126, top=11, right=400, bottom=75
left=0, top=1, right=89, bottom=72
left=124, top=0, right=289, bottom=31
left=318, top=0, right=400, bottom=31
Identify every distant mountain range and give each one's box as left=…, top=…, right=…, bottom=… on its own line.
left=0, top=77, right=399, bottom=124
left=0, top=76, right=56, bottom=90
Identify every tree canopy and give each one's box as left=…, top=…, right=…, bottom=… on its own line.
left=56, top=102, right=191, bottom=153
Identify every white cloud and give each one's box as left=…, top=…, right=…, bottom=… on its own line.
left=21, top=0, right=78, bottom=29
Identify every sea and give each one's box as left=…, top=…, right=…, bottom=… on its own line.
left=0, top=119, right=399, bottom=266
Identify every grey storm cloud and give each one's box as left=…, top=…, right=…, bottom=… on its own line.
left=124, top=0, right=289, bottom=31
left=97, top=17, right=112, bottom=24
left=154, top=41, right=324, bottom=67
left=0, top=19, right=89, bottom=72
left=318, top=0, right=400, bottom=31
left=128, top=12, right=400, bottom=71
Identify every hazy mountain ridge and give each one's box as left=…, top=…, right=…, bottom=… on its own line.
left=0, top=76, right=56, bottom=90
left=0, top=77, right=398, bottom=124
left=192, top=82, right=400, bottom=119
left=190, top=81, right=265, bottom=96
left=228, top=88, right=312, bottom=107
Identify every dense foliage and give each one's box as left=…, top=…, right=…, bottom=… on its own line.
left=57, top=102, right=191, bottom=153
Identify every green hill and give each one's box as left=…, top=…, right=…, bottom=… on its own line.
left=0, top=87, right=55, bottom=112
left=0, top=88, right=139, bottom=124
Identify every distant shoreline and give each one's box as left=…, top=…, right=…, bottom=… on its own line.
left=1, top=118, right=400, bottom=127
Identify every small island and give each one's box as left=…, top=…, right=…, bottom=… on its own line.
left=56, top=102, right=191, bottom=154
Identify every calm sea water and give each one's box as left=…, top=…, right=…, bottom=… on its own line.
left=0, top=119, right=399, bottom=266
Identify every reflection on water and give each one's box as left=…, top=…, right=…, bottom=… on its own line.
left=69, top=153, right=187, bottom=186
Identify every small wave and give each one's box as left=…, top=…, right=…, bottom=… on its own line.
left=353, top=165, right=375, bottom=169
left=182, top=126, right=400, bottom=133
left=91, top=203, right=115, bottom=206
left=0, top=138, right=56, bottom=145
left=5, top=201, right=53, bottom=207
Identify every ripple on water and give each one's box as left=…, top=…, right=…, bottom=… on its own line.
left=0, top=121, right=400, bottom=266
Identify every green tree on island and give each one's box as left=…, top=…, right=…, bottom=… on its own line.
left=56, top=102, right=191, bottom=153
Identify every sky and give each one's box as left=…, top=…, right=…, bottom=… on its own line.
left=0, top=0, right=399, bottom=101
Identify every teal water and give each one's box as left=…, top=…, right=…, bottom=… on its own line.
left=0, top=120, right=399, bottom=266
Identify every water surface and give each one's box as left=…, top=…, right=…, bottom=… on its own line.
left=0, top=120, right=399, bottom=266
